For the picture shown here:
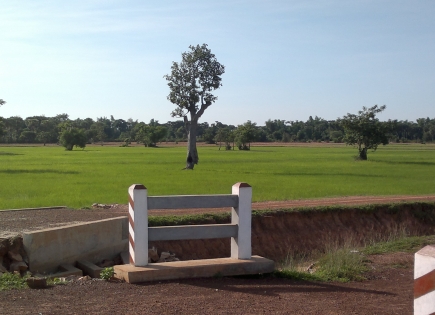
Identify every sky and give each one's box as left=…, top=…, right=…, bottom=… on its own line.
left=0, top=0, right=434, bottom=125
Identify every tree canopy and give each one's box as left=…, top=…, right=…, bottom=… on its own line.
left=0, top=111, right=434, bottom=147
left=136, top=120, right=167, bottom=147
left=59, top=127, right=87, bottom=150
left=164, top=44, right=225, bottom=169
left=340, top=105, right=390, bottom=160
left=236, top=120, right=257, bottom=150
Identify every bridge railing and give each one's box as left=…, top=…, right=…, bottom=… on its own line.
left=128, top=182, right=252, bottom=266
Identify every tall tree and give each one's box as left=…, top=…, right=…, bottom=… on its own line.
left=340, top=105, right=389, bottom=160
left=164, top=44, right=225, bottom=169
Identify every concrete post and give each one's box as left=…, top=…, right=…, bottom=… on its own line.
left=231, top=182, right=252, bottom=260
left=128, top=184, right=148, bottom=266
left=414, top=245, right=435, bottom=315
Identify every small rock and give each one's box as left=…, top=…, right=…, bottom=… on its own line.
left=26, top=277, right=47, bottom=289
left=64, top=275, right=80, bottom=282
left=160, top=252, right=171, bottom=260
left=149, top=247, right=159, bottom=263
left=78, top=275, right=91, bottom=282
left=9, top=261, right=28, bottom=272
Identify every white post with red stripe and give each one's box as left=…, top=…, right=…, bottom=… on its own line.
left=128, top=184, right=148, bottom=267
left=414, top=245, right=435, bottom=315
left=231, top=182, right=252, bottom=260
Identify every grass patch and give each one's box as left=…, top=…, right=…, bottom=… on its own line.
left=315, top=245, right=367, bottom=282
left=275, top=241, right=367, bottom=282
left=0, top=273, right=28, bottom=291
left=0, top=274, right=68, bottom=291
left=363, top=235, right=435, bottom=255
left=276, top=233, right=435, bottom=283
left=0, top=144, right=434, bottom=209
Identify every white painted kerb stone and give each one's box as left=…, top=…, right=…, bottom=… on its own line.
left=414, top=245, right=435, bottom=315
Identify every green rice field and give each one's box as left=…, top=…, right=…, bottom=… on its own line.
left=0, top=143, right=434, bottom=210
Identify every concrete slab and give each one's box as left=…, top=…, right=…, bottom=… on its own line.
left=34, top=264, right=83, bottom=279
left=58, top=264, right=83, bottom=277
left=114, top=255, right=274, bottom=284
left=77, top=260, right=103, bottom=278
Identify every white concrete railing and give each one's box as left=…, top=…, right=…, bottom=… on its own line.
left=128, top=182, right=252, bottom=267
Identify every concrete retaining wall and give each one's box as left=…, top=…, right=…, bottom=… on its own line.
left=23, top=217, right=128, bottom=274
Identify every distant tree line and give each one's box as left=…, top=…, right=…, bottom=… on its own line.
left=0, top=113, right=434, bottom=148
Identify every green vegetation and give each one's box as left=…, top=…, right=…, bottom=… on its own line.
left=340, top=105, right=390, bottom=160
left=59, top=128, right=87, bottom=150
left=315, top=244, right=367, bottom=281
left=276, top=231, right=435, bottom=282
left=0, top=274, right=67, bottom=291
left=363, top=235, right=435, bottom=255
left=1, top=113, right=434, bottom=145
left=0, top=144, right=434, bottom=209
left=47, top=277, right=67, bottom=286
left=0, top=272, right=28, bottom=291
left=100, top=267, right=114, bottom=280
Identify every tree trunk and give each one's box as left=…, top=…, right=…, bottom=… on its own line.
left=185, top=120, right=199, bottom=169
left=359, top=147, right=368, bottom=160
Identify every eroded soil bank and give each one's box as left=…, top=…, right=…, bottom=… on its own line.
left=1, top=202, right=435, bottom=268
left=150, top=203, right=435, bottom=262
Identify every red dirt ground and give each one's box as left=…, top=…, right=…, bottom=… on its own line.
left=0, top=253, right=414, bottom=315
left=1, top=195, right=433, bottom=314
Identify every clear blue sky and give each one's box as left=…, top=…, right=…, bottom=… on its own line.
left=1, top=0, right=434, bottom=125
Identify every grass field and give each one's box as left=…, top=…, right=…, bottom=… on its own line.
left=0, top=143, right=434, bottom=210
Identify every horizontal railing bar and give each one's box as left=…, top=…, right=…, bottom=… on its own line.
left=148, top=194, right=238, bottom=210
left=148, top=224, right=238, bottom=241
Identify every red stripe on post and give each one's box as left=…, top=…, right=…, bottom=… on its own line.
left=128, top=213, right=135, bottom=230
left=130, top=253, right=134, bottom=265
left=129, top=234, right=135, bottom=250
left=415, top=269, right=435, bottom=299
left=128, top=194, right=134, bottom=210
